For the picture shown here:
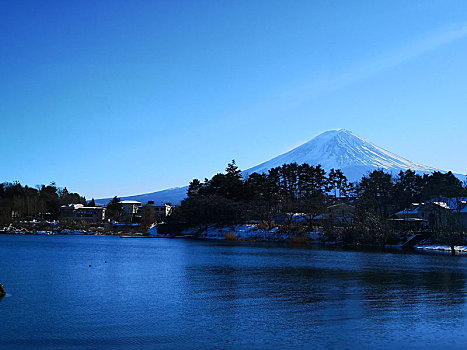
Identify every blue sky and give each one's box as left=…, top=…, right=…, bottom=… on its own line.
left=1, top=0, right=467, bottom=198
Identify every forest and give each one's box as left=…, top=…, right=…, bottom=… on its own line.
left=166, top=161, right=467, bottom=246
left=0, top=182, right=87, bottom=225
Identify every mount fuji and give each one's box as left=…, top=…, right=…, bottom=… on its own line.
left=96, top=129, right=459, bottom=205
left=243, top=129, right=438, bottom=182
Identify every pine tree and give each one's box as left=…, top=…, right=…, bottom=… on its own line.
left=187, top=179, right=203, bottom=197
left=225, top=160, right=242, bottom=180
left=106, top=196, right=124, bottom=221
left=328, top=168, right=350, bottom=198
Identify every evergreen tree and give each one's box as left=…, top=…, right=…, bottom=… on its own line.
left=421, top=171, right=466, bottom=200
left=39, top=183, right=61, bottom=219
left=393, top=170, right=423, bottom=210
left=327, top=168, right=351, bottom=198
left=357, top=170, right=394, bottom=217
left=187, top=179, right=203, bottom=197
left=106, top=196, right=124, bottom=221
left=225, top=160, right=241, bottom=179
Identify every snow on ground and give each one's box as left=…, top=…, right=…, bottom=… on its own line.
left=60, top=229, right=87, bottom=235
left=36, top=231, right=53, bottom=235
left=148, top=225, right=158, bottom=236
left=415, top=245, right=467, bottom=252
left=171, top=224, right=324, bottom=242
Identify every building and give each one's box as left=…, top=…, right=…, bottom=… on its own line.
left=137, top=201, right=173, bottom=223
left=395, top=197, right=467, bottom=229
left=120, top=201, right=143, bottom=216
left=60, top=204, right=105, bottom=223
left=148, top=202, right=173, bottom=219
left=118, top=200, right=143, bottom=223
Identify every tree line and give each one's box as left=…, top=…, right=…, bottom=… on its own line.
left=167, top=161, right=467, bottom=242
left=0, top=182, right=88, bottom=225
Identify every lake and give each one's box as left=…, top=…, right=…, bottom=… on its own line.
left=1, top=235, right=467, bottom=349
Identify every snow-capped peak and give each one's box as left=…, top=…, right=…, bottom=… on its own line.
left=243, top=129, right=438, bottom=181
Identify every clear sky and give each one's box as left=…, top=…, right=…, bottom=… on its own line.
left=1, top=0, right=467, bottom=199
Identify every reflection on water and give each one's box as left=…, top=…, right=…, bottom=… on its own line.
left=1, top=236, right=467, bottom=349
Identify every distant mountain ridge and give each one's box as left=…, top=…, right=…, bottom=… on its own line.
left=96, top=129, right=463, bottom=205
left=95, top=186, right=188, bottom=206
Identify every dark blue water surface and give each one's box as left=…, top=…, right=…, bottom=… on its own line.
left=1, top=235, right=467, bottom=349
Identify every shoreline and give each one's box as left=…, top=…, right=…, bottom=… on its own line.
left=2, top=227, right=467, bottom=255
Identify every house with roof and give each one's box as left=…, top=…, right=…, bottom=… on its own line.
left=395, top=197, right=467, bottom=230
left=119, top=200, right=143, bottom=222
left=148, top=202, right=173, bottom=219
left=120, top=200, right=142, bottom=215
left=136, top=201, right=173, bottom=224
left=60, top=204, right=105, bottom=224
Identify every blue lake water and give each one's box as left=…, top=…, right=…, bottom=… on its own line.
left=1, top=235, right=467, bottom=349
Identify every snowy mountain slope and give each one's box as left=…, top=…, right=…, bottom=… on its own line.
left=95, top=186, right=188, bottom=206
left=96, top=129, right=464, bottom=205
left=243, top=129, right=439, bottom=182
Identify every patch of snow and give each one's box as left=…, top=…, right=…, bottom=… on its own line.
left=180, top=225, right=324, bottom=242
left=415, top=245, right=467, bottom=252
left=60, top=229, right=86, bottom=235
left=148, top=225, right=158, bottom=236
